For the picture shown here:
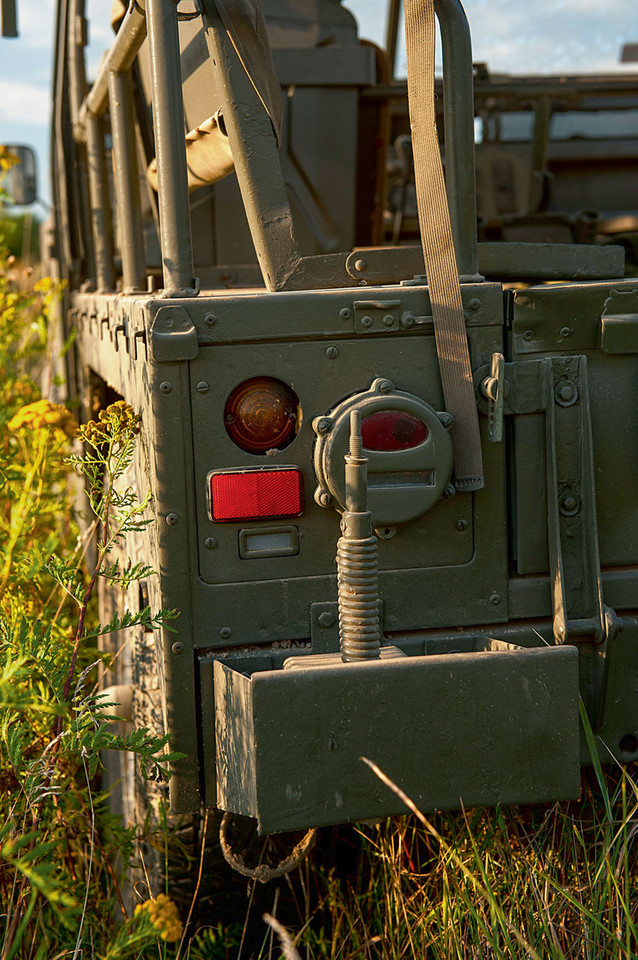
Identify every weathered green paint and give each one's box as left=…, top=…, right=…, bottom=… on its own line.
left=214, top=645, right=580, bottom=833
left=47, top=0, right=638, bottom=829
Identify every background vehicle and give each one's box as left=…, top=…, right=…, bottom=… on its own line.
left=7, top=0, right=638, bottom=893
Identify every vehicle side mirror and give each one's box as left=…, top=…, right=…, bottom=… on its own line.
left=1, top=0, right=18, bottom=37
left=1, top=145, right=37, bottom=205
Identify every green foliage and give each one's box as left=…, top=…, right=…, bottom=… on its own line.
left=300, top=764, right=638, bottom=960
left=0, top=240, right=185, bottom=958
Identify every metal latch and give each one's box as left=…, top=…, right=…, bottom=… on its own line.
left=480, top=353, right=504, bottom=443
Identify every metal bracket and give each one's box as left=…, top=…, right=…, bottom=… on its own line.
left=353, top=300, right=402, bottom=334
left=149, top=306, right=199, bottom=362
left=600, top=288, right=638, bottom=354
left=543, top=355, right=615, bottom=724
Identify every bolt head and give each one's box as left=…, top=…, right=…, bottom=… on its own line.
left=376, top=379, right=392, bottom=393
left=325, top=346, right=339, bottom=360
left=560, top=326, right=573, bottom=338
left=360, top=315, right=372, bottom=327
left=316, top=418, right=332, bottom=435
left=172, top=641, right=184, bottom=655
left=204, top=537, right=217, bottom=550
left=196, top=381, right=210, bottom=393
left=382, top=314, right=394, bottom=326
left=204, top=313, right=216, bottom=327
left=166, top=513, right=178, bottom=526
left=219, top=627, right=232, bottom=640
left=522, top=329, right=534, bottom=342
left=400, top=313, right=415, bottom=328
left=318, top=612, right=335, bottom=629
left=468, top=298, right=481, bottom=312
left=159, top=381, right=172, bottom=394
left=490, top=593, right=502, bottom=606
left=339, top=307, right=352, bottom=320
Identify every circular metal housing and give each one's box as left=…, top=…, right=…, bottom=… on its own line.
left=313, top=379, right=454, bottom=526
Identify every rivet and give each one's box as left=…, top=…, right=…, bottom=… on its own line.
left=555, top=381, right=578, bottom=406
left=522, top=329, right=534, bottom=342
left=468, top=298, right=481, bottom=312
left=220, top=627, right=232, bottom=640
left=490, top=593, right=502, bottom=606
left=204, top=537, right=218, bottom=550
left=171, top=641, right=184, bottom=655
left=382, top=314, right=394, bottom=326
left=196, top=381, right=210, bottom=393
left=559, top=492, right=580, bottom=517
left=456, top=518, right=468, bottom=532
left=159, top=381, right=172, bottom=394
left=204, top=313, right=216, bottom=327
left=560, top=326, right=573, bottom=338
left=354, top=259, right=367, bottom=272
left=325, top=346, right=339, bottom=360
left=166, top=513, right=178, bottom=526
left=360, top=315, right=372, bottom=327
left=339, top=307, right=352, bottom=320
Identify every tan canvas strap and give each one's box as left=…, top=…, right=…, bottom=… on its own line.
left=404, top=0, right=484, bottom=491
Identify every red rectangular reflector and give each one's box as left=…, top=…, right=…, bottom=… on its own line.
left=208, top=467, right=303, bottom=522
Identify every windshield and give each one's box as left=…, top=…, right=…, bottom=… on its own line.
left=343, top=0, right=636, bottom=77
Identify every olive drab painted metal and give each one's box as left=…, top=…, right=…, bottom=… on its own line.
left=45, top=0, right=638, bottom=833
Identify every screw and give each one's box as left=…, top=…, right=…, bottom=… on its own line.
left=318, top=612, right=335, bottom=629
left=522, top=329, right=534, bottom=342
left=220, top=627, right=232, bottom=640
left=456, top=518, right=468, bottom=532
left=400, top=312, right=415, bottom=328
left=325, top=346, right=339, bottom=360
left=196, top=381, right=210, bottom=393
left=376, top=379, right=392, bottom=393
left=316, top=418, right=332, bottom=435
left=166, top=513, right=178, bottom=526
left=490, top=593, right=502, bottom=606
left=339, top=307, right=352, bottom=320
left=204, top=537, right=217, bottom=550
left=360, top=315, right=372, bottom=327
left=172, top=641, right=184, bottom=655
left=160, top=381, right=172, bottom=394
left=468, top=298, right=482, bottom=313
left=354, top=259, right=367, bottom=272
left=204, top=313, right=216, bottom=327
left=382, top=314, right=394, bottom=326
left=560, top=326, right=572, bottom=338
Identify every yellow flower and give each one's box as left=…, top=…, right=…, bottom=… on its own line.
left=8, top=399, right=77, bottom=438
left=0, top=146, right=19, bottom=172
left=134, top=893, right=183, bottom=942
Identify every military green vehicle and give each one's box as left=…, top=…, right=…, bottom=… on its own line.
left=5, top=0, right=638, bottom=880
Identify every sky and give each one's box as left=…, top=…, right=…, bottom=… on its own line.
left=0, top=0, right=635, bottom=208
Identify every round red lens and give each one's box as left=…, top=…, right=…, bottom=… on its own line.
left=224, top=377, right=300, bottom=454
left=361, top=410, right=428, bottom=451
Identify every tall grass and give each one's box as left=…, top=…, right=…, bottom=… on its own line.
left=298, top=762, right=638, bottom=960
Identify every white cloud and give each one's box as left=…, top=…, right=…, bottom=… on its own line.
left=0, top=81, right=50, bottom=126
